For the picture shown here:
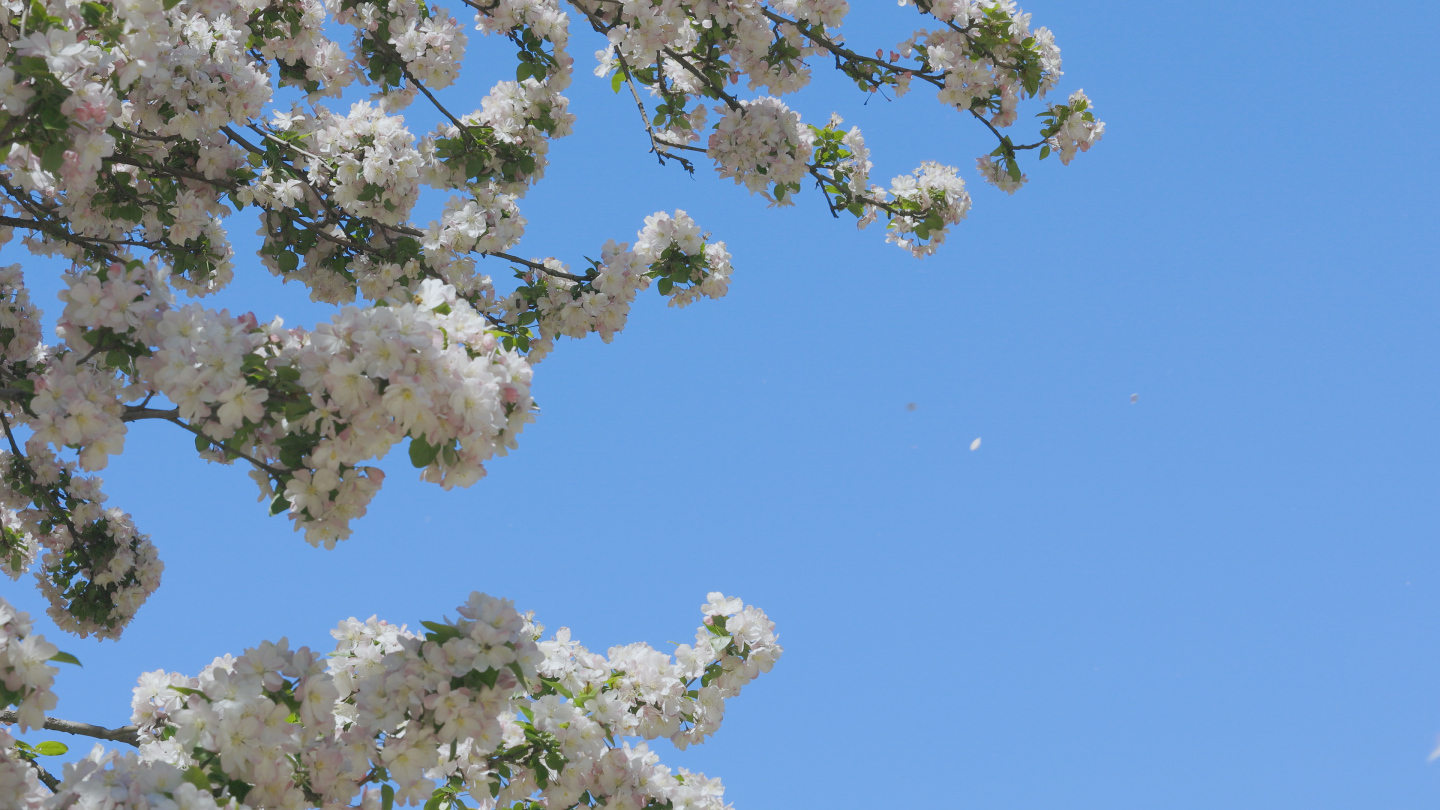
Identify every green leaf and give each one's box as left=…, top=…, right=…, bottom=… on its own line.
left=420, top=621, right=462, bottom=643
left=409, top=436, right=438, bottom=468
left=283, top=399, right=313, bottom=420
left=169, top=685, right=209, bottom=700
left=40, top=142, right=67, bottom=173
left=382, top=784, right=395, bottom=810
left=1039, top=145, right=1051, bottom=160
left=268, top=492, right=289, bottom=517
left=182, top=767, right=210, bottom=791
left=48, top=651, right=81, bottom=667
left=80, top=2, right=108, bottom=25
left=278, top=440, right=308, bottom=470
left=33, top=741, right=67, bottom=756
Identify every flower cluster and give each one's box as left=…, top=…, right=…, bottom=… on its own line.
left=340, top=0, right=470, bottom=96
left=6, top=591, right=779, bottom=810
left=513, top=210, right=732, bottom=347
left=883, top=162, right=974, bottom=257
left=0, top=268, right=163, bottom=639
left=899, top=0, right=1063, bottom=123
left=0, top=266, right=42, bottom=366
left=138, top=279, right=535, bottom=545
left=976, top=155, right=1026, bottom=194
left=0, top=596, right=58, bottom=808
left=0, top=597, right=59, bottom=731
left=312, top=102, right=427, bottom=226
left=0, top=449, right=164, bottom=639
left=0, top=727, right=47, bottom=810
left=708, top=98, right=815, bottom=204
left=1046, top=89, right=1106, bottom=164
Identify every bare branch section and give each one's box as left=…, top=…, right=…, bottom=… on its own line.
left=27, top=758, right=59, bottom=791
left=1, top=710, right=141, bottom=747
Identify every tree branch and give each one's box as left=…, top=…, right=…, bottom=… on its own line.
left=161, top=416, right=287, bottom=477
left=0, top=711, right=140, bottom=747
left=755, top=7, right=947, bottom=90
left=25, top=756, right=59, bottom=791
left=615, top=54, right=695, bottom=172
left=121, top=406, right=180, bottom=422
left=487, top=252, right=591, bottom=283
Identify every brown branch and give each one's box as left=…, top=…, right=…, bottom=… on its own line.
left=486, top=252, right=591, bottom=283
left=1, top=710, right=140, bottom=747
left=219, top=125, right=265, bottom=157
left=162, top=416, right=287, bottom=477
left=659, top=47, right=740, bottom=109
left=121, top=406, right=180, bottom=422
left=0, top=180, right=130, bottom=263
left=755, top=7, right=947, bottom=90
left=25, top=757, right=59, bottom=791
left=614, top=55, right=697, bottom=172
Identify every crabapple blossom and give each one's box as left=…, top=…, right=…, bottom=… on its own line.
left=1, top=591, right=780, bottom=810
left=0, top=0, right=1102, bottom=634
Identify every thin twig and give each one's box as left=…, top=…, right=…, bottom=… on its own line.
left=486, top=252, right=591, bottom=283
left=162, top=417, right=287, bottom=477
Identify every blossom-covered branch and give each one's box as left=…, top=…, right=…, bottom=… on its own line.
left=581, top=0, right=1105, bottom=247
left=0, top=0, right=1103, bottom=635
left=0, top=591, right=782, bottom=809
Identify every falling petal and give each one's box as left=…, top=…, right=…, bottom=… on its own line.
left=1130, top=393, right=1139, bottom=403
left=969, top=437, right=981, bottom=451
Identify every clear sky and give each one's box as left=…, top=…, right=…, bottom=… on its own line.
left=4, top=1, right=1439, bottom=807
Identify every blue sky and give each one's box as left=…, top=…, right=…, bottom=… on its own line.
left=4, top=0, right=1439, bottom=807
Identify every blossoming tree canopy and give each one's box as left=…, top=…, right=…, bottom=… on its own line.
left=0, top=591, right=785, bottom=809
left=0, top=0, right=1105, bottom=641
